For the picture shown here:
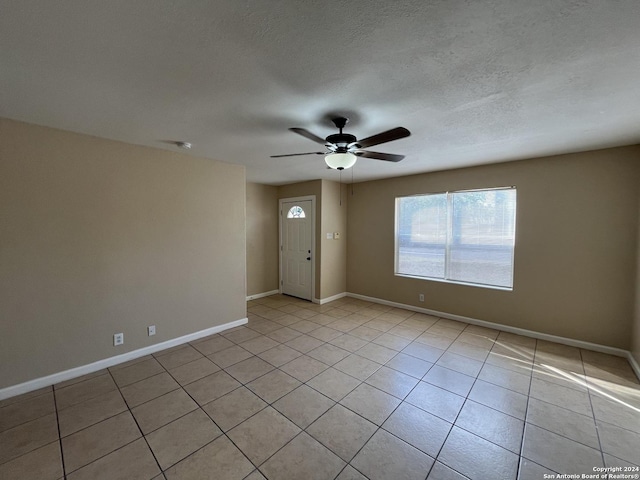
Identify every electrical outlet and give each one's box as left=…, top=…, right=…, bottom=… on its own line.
left=419, top=294, right=425, bottom=302
left=113, top=333, right=124, bottom=346
left=148, top=325, right=156, bottom=336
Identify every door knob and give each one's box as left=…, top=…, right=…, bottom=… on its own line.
left=307, top=257, right=311, bottom=261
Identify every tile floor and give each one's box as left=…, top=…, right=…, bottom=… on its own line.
left=1, top=294, right=639, bottom=479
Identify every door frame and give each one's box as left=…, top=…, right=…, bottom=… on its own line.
left=279, top=195, right=316, bottom=302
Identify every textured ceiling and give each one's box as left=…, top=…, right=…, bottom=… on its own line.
left=2, top=1, right=640, bottom=185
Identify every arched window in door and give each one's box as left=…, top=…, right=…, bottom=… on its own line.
left=287, top=205, right=306, bottom=218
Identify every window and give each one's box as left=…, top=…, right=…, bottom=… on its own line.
left=395, top=187, right=517, bottom=289
left=286, top=205, right=306, bottom=218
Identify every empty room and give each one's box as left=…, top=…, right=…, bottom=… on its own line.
left=1, top=1, right=639, bottom=480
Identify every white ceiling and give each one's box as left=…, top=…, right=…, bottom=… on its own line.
left=2, top=1, right=640, bottom=185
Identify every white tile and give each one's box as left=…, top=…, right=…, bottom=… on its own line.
left=405, top=382, right=465, bottom=423
left=307, top=404, right=377, bottom=461
left=260, top=432, right=345, bottom=480
left=423, top=365, right=475, bottom=397
left=455, top=400, right=524, bottom=453
left=340, top=383, right=401, bottom=425
left=526, top=398, right=599, bottom=449
left=382, top=402, right=451, bottom=457
left=439, top=426, right=518, bottom=480
left=597, top=421, right=640, bottom=466
left=352, top=429, right=434, bottom=480
left=468, top=380, right=528, bottom=419
left=521, top=423, right=603, bottom=475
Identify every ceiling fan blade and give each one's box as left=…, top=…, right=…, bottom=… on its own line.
left=354, top=150, right=405, bottom=162
left=289, top=128, right=328, bottom=145
left=352, top=127, right=410, bottom=149
left=270, top=152, right=325, bottom=158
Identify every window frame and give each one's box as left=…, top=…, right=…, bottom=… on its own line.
left=286, top=205, right=306, bottom=218
left=394, top=186, right=517, bottom=291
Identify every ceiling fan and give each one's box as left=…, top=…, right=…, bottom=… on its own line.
left=271, top=117, right=411, bottom=170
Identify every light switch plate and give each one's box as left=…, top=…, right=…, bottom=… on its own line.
left=326, top=233, right=333, bottom=239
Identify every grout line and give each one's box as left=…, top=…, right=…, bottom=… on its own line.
left=425, top=338, right=480, bottom=479
left=580, top=348, right=607, bottom=468
left=108, top=367, right=165, bottom=476
left=516, top=337, right=537, bottom=479
left=51, top=385, right=67, bottom=479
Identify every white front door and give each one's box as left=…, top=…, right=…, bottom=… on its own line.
left=281, top=199, right=313, bottom=300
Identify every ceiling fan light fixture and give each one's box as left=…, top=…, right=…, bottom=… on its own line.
left=325, top=152, right=357, bottom=170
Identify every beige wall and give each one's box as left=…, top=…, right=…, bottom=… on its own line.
left=347, top=146, right=640, bottom=349
left=0, top=118, right=247, bottom=389
left=320, top=181, right=348, bottom=299
left=632, top=194, right=640, bottom=365
left=246, top=183, right=279, bottom=297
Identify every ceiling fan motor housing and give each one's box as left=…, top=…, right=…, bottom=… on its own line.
left=326, top=133, right=357, bottom=149
left=326, top=117, right=358, bottom=149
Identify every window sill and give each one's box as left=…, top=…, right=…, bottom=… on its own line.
left=394, top=273, right=513, bottom=292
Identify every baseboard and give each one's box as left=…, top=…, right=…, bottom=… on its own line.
left=318, top=292, right=347, bottom=305
left=347, top=292, right=631, bottom=359
left=628, top=352, right=640, bottom=380
left=246, top=290, right=279, bottom=301
left=0, top=317, right=248, bottom=401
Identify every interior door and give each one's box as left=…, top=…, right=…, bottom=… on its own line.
left=281, top=200, right=313, bottom=300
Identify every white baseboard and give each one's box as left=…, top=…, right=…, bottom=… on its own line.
left=0, top=317, right=248, bottom=401
left=246, top=290, right=279, bottom=301
left=318, top=292, right=347, bottom=305
left=347, top=293, right=631, bottom=359
left=628, top=352, right=640, bottom=380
